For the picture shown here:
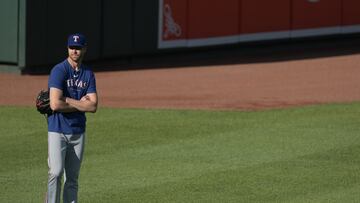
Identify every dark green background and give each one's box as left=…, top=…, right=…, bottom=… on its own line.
left=0, top=0, right=159, bottom=72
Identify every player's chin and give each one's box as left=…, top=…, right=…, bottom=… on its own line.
left=70, top=55, right=81, bottom=62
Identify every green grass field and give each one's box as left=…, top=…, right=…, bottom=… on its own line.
left=1, top=103, right=360, bottom=202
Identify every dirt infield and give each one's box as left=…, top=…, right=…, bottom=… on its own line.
left=1, top=39, right=360, bottom=111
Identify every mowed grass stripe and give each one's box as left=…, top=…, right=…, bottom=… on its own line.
left=0, top=103, right=359, bottom=202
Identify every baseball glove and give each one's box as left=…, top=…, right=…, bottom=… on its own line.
left=36, top=90, right=53, bottom=115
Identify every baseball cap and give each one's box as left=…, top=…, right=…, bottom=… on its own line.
left=67, top=33, right=87, bottom=47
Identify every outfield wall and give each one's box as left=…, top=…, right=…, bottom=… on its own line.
left=158, top=0, right=360, bottom=48
left=0, top=0, right=160, bottom=72
left=0, top=0, right=20, bottom=64
left=0, top=0, right=360, bottom=73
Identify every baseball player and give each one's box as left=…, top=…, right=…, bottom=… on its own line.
left=46, top=33, right=98, bottom=203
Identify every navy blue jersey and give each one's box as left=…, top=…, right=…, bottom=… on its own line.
left=47, top=59, right=97, bottom=134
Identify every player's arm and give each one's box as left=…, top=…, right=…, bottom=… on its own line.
left=65, top=93, right=98, bottom=113
left=49, top=87, right=78, bottom=113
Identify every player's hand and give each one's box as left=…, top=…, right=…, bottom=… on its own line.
left=80, top=95, right=90, bottom=101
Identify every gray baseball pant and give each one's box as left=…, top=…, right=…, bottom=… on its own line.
left=46, top=132, right=85, bottom=203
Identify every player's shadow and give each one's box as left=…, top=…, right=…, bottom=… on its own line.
left=89, top=34, right=360, bottom=72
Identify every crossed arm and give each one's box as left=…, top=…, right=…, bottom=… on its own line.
left=49, top=87, right=98, bottom=113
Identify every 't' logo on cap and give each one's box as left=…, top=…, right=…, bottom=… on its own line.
left=73, top=36, right=79, bottom=42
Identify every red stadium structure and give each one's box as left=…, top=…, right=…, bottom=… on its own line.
left=158, top=0, right=360, bottom=49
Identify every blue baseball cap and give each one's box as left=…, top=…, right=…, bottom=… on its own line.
left=67, top=33, right=87, bottom=47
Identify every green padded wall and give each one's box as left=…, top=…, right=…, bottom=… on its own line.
left=102, top=0, right=134, bottom=57
left=0, top=0, right=19, bottom=63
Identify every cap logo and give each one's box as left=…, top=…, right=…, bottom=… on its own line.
left=73, top=35, right=79, bottom=42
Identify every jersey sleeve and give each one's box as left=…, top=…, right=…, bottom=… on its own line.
left=87, top=71, right=97, bottom=94
left=48, top=65, right=66, bottom=90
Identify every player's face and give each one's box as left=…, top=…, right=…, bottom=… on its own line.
left=68, top=46, right=86, bottom=63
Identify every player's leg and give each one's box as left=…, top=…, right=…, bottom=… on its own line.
left=63, top=133, right=85, bottom=203
left=47, top=132, right=67, bottom=203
